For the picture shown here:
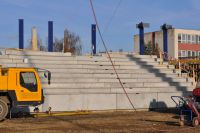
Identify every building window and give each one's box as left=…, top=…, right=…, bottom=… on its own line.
left=178, top=33, right=200, bottom=44
left=187, top=35, right=191, bottom=43
left=198, top=51, right=200, bottom=56
left=192, top=51, right=196, bottom=57
left=178, top=34, right=181, bottom=43
left=196, top=35, right=199, bottom=44
left=192, top=35, right=196, bottom=44
left=178, top=51, right=181, bottom=57
left=182, top=34, right=186, bottom=43
left=198, top=36, right=200, bottom=44
left=188, top=51, right=192, bottom=57
left=181, top=50, right=187, bottom=57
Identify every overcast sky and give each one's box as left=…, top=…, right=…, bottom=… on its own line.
left=0, top=0, right=200, bottom=53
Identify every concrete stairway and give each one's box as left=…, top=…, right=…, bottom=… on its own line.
left=0, top=49, right=193, bottom=112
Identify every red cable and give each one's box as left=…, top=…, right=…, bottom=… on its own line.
left=89, top=0, right=136, bottom=111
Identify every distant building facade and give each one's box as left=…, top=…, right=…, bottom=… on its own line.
left=134, top=28, right=200, bottom=59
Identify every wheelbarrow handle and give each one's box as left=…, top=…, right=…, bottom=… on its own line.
left=171, top=96, right=185, bottom=107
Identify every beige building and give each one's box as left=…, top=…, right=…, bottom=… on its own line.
left=134, top=28, right=200, bottom=59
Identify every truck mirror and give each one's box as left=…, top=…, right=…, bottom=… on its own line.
left=44, top=73, right=47, bottom=78
left=48, top=72, right=51, bottom=85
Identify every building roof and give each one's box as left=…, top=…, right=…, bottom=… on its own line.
left=134, top=28, right=200, bottom=36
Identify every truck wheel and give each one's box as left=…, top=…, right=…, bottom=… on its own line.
left=192, top=117, right=199, bottom=127
left=0, top=99, right=8, bottom=121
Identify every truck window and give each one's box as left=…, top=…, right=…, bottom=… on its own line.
left=20, top=72, right=37, bottom=92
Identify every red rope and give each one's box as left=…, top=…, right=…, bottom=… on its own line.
left=89, top=0, right=136, bottom=111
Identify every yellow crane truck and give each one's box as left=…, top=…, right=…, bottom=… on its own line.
left=0, top=67, right=51, bottom=120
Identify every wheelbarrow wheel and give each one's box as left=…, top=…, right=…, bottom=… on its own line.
left=179, top=115, right=185, bottom=126
left=192, top=117, right=199, bottom=127
left=179, top=120, right=184, bottom=126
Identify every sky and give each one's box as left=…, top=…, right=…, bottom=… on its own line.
left=0, top=0, right=200, bottom=54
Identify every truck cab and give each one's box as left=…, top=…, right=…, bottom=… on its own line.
left=0, top=67, right=50, bottom=120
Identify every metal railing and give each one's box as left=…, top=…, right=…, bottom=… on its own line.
left=159, top=51, right=200, bottom=86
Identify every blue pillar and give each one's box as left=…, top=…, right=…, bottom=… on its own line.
left=19, top=19, right=24, bottom=49
left=161, top=24, right=172, bottom=54
left=91, top=24, right=96, bottom=55
left=163, top=29, right=168, bottom=53
left=48, top=21, right=53, bottom=52
left=136, top=22, right=149, bottom=55
left=139, top=27, right=144, bottom=55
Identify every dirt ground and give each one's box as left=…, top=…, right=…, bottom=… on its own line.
left=0, top=110, right=200, bottom=133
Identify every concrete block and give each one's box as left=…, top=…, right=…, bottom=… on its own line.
left=42, top=94, right=117, bottom=111
left=85, top=94, right=117, bottom=110
left=42, top=94, right=84, bottom=111
left=116, top=93, right=158, bottom=109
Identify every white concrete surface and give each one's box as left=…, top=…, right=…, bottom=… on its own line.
left=0, top=49, right=194, bottom=112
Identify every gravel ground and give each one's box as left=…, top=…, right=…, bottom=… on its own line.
left=0, top=111, right=200, bottom=133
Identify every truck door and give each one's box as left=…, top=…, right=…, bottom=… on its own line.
left=17, top=71, right=41, bottom=102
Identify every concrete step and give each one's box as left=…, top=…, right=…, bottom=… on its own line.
left=0, top=55, right=11, bottom=59
left=0, top=59, right=23, bottom=64
left=7, top=54, right=162, bottom=64
left=0, top=61, right=174, bottom=74
left=42, top=81, right=192, bottom=89
left=14, top=63, right=174, bottom=69
left=0, top=63, right=17, bottom=67
left=0, top=60, right=15, bottom=64
left=40, top=77, right=191, bottom=83
left=8, top=55, right=110, bottom=61
left=39, top=72, right=179, bottom=78
left=2, top=58, right=162, bottom=66
left=101, top=53, right=157, bottom=58
left=100, top=52, right=135, bottom=55
left=39, top=68, right=176, bottom=74
left=9, top=59, right=163, bottom=66
left=43, top=86, right=193, bottom=95
left=109, top=57, right=159, bottom=62
left=4, top=49, right=72, bottom=56
left=110, top=87, right=193, bottom=93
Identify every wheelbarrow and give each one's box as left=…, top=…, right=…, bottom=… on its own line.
left=171, top=96, right=200, bottom=127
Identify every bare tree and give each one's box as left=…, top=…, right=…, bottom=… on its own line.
left=38, top=38, right=47, bottom=51
left=63, top=28, right=82, bottom=55
left=53, top=38, right=63, bottom=52
left=53, top=29, right=82, bottom=55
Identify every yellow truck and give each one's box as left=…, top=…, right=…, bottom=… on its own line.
left=0, top=67, right=51, bottom=120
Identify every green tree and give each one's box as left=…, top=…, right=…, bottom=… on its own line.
left=144, top=41, right=159, bottom=55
